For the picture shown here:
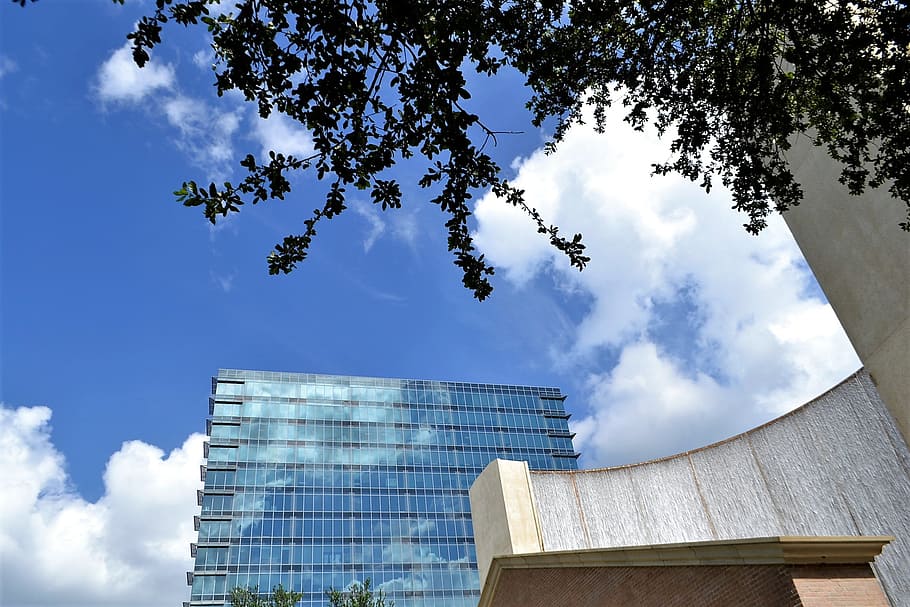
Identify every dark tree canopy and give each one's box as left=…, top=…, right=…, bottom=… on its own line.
left=230, top=585, right=303, bottom=607
left=123, top=0, right=592, bottom=300
left=227, top=579, right=388, bottom=607
left=516, top=0, right=910, bottom=233
left=18, top=0, right=909, bottom=298
left=327, top=579, right=392, bottom=607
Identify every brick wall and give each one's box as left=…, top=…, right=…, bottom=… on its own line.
left=492, top=565, right=802, bottom=607
left=488, top=564, right=890, bottom=607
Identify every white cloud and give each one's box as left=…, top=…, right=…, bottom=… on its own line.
left=192, top=49, right=214, bottom=71
left=351, top=201, right=421, bottom=255
left=252, top=112, right=314, bottom=160
left=0, top=405, right=204, bottom=607
left=207, top=0, right=237, bottom=16
left=210, top=270, right=235, bottom=293
left=93, top=44, right=239, bottom=181
left=163, top=95, right=241, bottom=181
left=473, top=104, right=860, bottom=467
left=0, top=56, right=17, bottom=79
left=388, top=208, right=420, bottom=251
left=353, top=202, right=387, bottom=252
left=571, top=342, right=734, bottom=465
left=95, top=44, right=175, bottom=104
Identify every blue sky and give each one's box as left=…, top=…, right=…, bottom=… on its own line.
left=1, top=2, right=859, bottom=606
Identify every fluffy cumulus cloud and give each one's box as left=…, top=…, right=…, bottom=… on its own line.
left=93, top=43, right=325, bottom=185
left=95, top=44, right=175, bottom=104
left=163, top=95, right=241, bottom=181
left=0, top=405, right=204, bottom=607
left=473, top=105, right=860, bottom=467
left=94, top=44, right=239, bottom=180
left=252, top=112, right=315, bottom=160
left=192, top=49, right=214, bottom=71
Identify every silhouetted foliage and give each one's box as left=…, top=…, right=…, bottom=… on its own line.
left=515, top=0, right=910, bottom=237
left=15, top=0, right=909, bottom=297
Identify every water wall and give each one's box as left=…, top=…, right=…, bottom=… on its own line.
left=529, top=371, right=910, bottom=605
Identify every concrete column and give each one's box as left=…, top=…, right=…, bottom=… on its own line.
left=469, top=459, right=543, bottom=589
left=783, top=134, right=910, bottom=442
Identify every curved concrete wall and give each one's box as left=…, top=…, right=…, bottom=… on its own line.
left=529, top=371, right=910, bottom=605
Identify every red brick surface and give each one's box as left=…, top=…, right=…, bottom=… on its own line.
left=489, top=564, right=890, bottom=607
left=491, top=565, right=802, bottom=607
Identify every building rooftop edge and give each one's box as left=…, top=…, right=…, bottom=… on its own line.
left=214, top=368, right=565, bottom=392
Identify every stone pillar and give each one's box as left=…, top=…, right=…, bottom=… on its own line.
left=468, top=459, right=543, bottom=589
left=783, top=134, right=910, bottom=442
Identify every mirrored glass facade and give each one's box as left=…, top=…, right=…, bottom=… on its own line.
left=187, top=370, right=578, bottom=607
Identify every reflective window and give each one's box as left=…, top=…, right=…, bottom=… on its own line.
left=207, top=447, right=237, bottom=463
left=196, top=547, right=229, bottom=570
left=211, top=424, right=240, bottom=440
left=215, top=382, right=242, bottom=396
left=198, top=520, right=231, bottom=540
left=190, top=574, right=226, bottom=601
left=200, top=494, right=232, bottom=514
left=205, top=470, right=235, bottom=490
left=192, top=372, right=577, bottom=606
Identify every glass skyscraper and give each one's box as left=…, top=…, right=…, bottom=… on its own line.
left=187, top=370, right=578, bottom=607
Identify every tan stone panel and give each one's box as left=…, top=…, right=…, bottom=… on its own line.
left=783, top=134, right=909, bottom=442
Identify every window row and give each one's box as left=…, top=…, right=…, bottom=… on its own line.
left=205, top=469, right=477, bottom=492
left=198, top=515, right=472, bottom=542
left=196, top=541, right=473, bottom=570
left=201, top=493, right=473, bottom=517
left=211, top=400, right=561, bottom=427
left=192, top=566, right=482, bottom=601
left=211, top=418, right=560, bottom=441
left=192, top=593, right=478, bottom=607
left=207, top=445, right=559, bottom=467
left=210, top=486, right=475, bottom=506
left=216, top=381, right=557, bottom=409
left=223, top=567, right=481, bottom=596
left=208, top=436, right=555, bottom=457
left=206, top=457, right=559, bottom=483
